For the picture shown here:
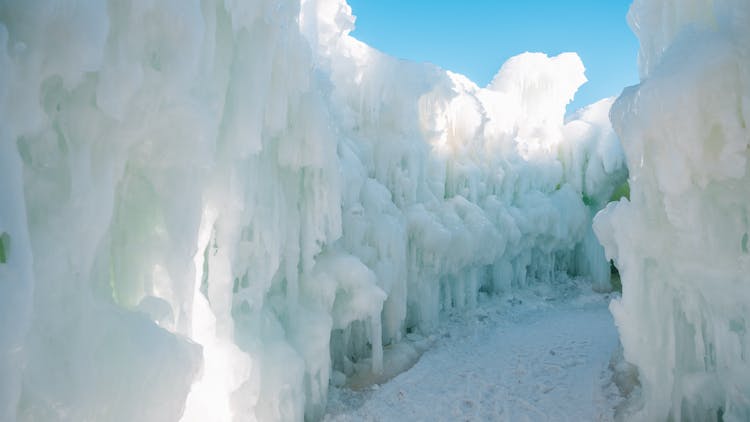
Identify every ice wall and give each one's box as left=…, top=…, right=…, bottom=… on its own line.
left=0, top=0, right=625, bottom=420
left=594, top=0, right=750, bottom=420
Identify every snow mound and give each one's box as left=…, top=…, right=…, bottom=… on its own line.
left=594, top=0, right=750, bottom=420
left=0, top=0, right=625, bottom=420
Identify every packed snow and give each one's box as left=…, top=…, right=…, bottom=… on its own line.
left=0, top=0, right=747, bottom=420
left=325, top=285, right=622, bottom=422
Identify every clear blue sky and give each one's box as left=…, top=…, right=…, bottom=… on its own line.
left=347, top=0, right=639, bottom=113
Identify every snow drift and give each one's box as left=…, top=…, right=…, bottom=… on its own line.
left=0, top=0, right=625, bottom=420
left=595, top=0, right=750, bottom=420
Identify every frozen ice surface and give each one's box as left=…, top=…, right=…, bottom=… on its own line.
left=594, top=0, right=750, bottom=420
left=0, top=0, right=626, bottom=421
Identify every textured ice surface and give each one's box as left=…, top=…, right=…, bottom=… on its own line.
left=594, top=0, right=750, bottom=420
left=0, top=0, right=625, bottom=420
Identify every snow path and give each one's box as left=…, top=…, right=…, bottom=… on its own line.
left=325, top=290, right=622, bottom=422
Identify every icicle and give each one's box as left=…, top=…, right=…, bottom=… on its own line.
left=370, top=314, right=383, bottom=375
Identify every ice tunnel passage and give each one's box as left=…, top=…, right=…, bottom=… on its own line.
left=1, top=0, right=749, bottom=421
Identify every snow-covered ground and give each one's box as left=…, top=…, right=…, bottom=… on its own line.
left=325, top=282, right=622, bottom=421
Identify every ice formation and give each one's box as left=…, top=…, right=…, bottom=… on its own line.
left=594, top=0, right=750, bottom=420
left=0, top=0, right=626, bottom=421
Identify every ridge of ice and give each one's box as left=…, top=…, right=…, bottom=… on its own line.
left=594, top=0, right=750, bottom=419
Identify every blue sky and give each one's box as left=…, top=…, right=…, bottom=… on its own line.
left=347, top=0, right=639, bottom=112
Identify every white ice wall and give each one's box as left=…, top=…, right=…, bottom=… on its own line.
left=0, top=0, right=625, bottom=421
left=594, top=0, right=750, bottom=420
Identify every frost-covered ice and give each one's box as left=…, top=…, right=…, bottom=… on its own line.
left=0, top=0, right=629, bottom=421
left=594, top=0, right=750, bottom=420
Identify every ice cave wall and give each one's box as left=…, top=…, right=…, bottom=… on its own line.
left=0, top=0, right=625, bottom=421
left=594, top=0, right=750, bottom=420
